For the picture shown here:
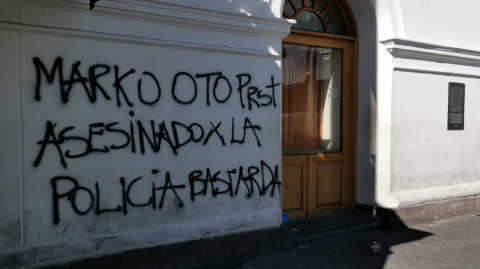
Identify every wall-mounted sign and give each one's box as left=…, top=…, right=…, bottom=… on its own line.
left=448, top=82, right=465, bottom=130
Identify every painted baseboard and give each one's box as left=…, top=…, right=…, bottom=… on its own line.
left=360, top=195, right=480, bottom=228
left=44, top=227, right=290, bottom=269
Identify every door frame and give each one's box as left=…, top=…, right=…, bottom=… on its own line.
left=282, top=29, right=358, bottom=216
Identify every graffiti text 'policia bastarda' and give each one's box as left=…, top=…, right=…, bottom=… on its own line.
left=32, top=57, right=281, bottom=224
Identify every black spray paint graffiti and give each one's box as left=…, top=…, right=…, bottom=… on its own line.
left=33, top=117, right=262, bottom=168
left=32, top=57, right=282, bottom=225
left=51, top=161, right=280, bottom=224
left=33, top=57, right=280, bottom=110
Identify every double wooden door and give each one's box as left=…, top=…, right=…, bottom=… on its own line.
left=282, top=31, right=356, bottom=218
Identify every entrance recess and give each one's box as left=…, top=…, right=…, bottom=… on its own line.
left=281, top=0, right=357, bottom=218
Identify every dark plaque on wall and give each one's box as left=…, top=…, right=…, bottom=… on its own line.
left=448, top=82, right=465, bottom=130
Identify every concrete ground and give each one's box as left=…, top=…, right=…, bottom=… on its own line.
left=239, top=214, right=480, bottom=269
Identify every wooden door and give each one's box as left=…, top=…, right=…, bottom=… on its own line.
left=282, top=31, right=356, bottom=218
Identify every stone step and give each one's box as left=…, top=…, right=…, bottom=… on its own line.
left=282, top=210, right=383, bottom=243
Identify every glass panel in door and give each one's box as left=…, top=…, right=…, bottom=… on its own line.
left=282, top=43, right=343, bottom=156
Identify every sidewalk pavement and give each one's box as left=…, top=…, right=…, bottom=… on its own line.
left=238, top=214, right=480, bottom=269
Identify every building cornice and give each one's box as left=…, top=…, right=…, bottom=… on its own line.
left=392, top=66, right=480, bottom=79
left=381, top=37, right=480, bottom=67
left=0, top=0, right=294, bottom=58
left=0, top=21, right=281, bottom=59
left=3, top=0, right=293, bottom=39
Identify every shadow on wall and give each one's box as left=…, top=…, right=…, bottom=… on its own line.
left=347, top=0, right=378, bottom=206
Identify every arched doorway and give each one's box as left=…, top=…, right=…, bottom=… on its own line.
left=281, top=0, right=357, bottom=218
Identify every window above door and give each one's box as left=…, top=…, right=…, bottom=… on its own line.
left=283, top=0, right=354, bottom=36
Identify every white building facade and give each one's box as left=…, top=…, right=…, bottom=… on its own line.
left=1, top=0, right=480, bottom=267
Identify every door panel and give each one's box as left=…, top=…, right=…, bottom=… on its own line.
left=282, top=156, right=308, bottom=218
left=316, top=162, right=342, bottom=206
left=308, top=155, right=345, bottom=215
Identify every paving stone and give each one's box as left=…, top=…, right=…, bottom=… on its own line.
left=321, top=246, right=370, bottom=264
left=328, top=264, right=355, bottom=269
left=301, top=233, right=364, bottom=248
left=399, top=259, right=457, bottom=269
left=284, top=260, right=321, bottom=269
left=267, top=248, right=314, bottom=264
left=237, top=262, right=258, bottom=269
left=438, top=246, right=480, bottom=266
left=243, top=256, right=285, bottom=269
left=440, top=236, right=480, bottom=250
left=307, top=255, right=348, bottom=268
left=392, top=240, right=450, bottom=259
left=454, top=261, right=480, bottom=269
left=348, top=257, right=387, bottom=269
left=244, top=228, right=290, bottom=258
left=381, top=252, right=424, bottom=267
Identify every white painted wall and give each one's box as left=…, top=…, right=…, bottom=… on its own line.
left=391, top=71, right=480, bottom=205
left=385, top=38, right=480, bottom=206
left=3, top=0, right=480, bottom=266
left=0, top=0, right=292, bottom=267
left=398, top=0, right=480, bottom=51
left=0, top=30, right=21, bottom=250
left=368, top=0, right=480, bottom=208
left=346, top=0, right=480, bottom=208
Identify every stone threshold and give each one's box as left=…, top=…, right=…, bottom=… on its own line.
left=283, top=210, right=383, bottom=243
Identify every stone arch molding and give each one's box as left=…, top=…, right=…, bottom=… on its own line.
left=268, top=0, right=286, bottom=19
left=376, top=0, right=405, bottom=40
left=269, top=0, right=405, bottom=40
